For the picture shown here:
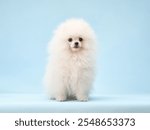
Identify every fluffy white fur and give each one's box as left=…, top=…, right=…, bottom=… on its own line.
left=44, top=19, right=96, bottom=101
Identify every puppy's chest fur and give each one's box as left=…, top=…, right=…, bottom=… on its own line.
left=60, top=53, right=91, bottom=94
left=67, top=53, right=89, bottom=74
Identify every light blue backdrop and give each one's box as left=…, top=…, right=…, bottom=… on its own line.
left=0, top=0, right=150, bottom=95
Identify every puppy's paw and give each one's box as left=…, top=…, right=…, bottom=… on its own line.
left=56, top=95, right=67, bottom=102
left=76, top=95, right=88, bottom=102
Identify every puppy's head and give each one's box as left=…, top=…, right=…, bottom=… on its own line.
left=53, top=19, right=96, bottom=52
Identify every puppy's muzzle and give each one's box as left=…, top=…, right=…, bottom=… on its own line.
left=74, top=42, right=79, bottom=48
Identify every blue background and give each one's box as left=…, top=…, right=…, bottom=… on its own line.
left=0, top=0, right=150, bottom=96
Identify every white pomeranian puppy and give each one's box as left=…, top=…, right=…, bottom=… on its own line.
left=44, top=19, right=96, bottom=101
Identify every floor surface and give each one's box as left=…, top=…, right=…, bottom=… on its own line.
left=0, top=94, right=150, bottom=113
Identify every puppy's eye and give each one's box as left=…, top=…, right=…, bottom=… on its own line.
left=79, top=37, right=83, bottom=42
left=68, top=38, right=72, bottom=42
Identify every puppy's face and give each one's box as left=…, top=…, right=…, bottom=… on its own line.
left=67, top=36, right=83, bottom=51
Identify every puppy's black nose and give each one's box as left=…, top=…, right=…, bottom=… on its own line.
left=75, top=42, right=79, bottom=46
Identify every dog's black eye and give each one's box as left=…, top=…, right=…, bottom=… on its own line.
left=68, top=38, right=72, bottom=42
left=79, top=37, right=83, bottom=42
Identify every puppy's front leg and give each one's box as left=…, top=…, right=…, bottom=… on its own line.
left=75, top=82, right=90, bottom=101
left=55, top=84, right=67, bottom=101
